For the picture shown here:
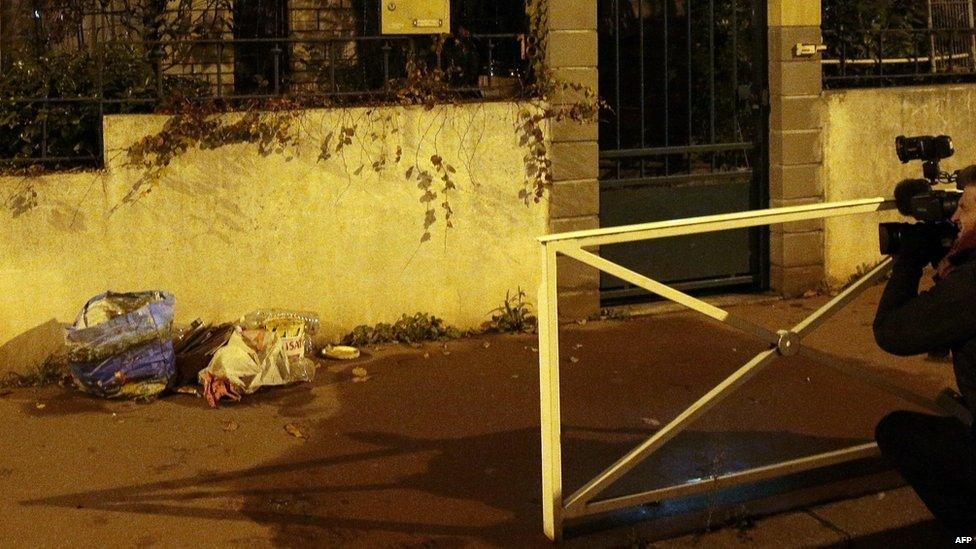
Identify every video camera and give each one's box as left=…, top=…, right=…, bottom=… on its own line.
left=878, top=135, right=961, bottom=255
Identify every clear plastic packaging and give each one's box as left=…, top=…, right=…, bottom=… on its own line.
left=239, top=309, right=320, bottom=335
left=239, top=308, right=319, bottom=369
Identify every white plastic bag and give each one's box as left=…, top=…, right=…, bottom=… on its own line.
left=198, top=327, right=307, bottom=407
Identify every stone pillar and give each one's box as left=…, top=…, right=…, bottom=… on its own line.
left=768, top=1, right=826, bottom=297
left=546, top=0, right=601, bottom=320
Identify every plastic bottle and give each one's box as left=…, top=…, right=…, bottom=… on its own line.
left=239, top=309, right=320, bottom=334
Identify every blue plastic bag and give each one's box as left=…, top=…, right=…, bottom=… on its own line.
left=66, top=291, right=175, bottom=361
left=70, top=339, right=175, bottom=398
left=66, top=291, right=176, bottom=399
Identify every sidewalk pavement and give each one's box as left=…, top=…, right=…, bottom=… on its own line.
left=0, top=284, right=960, bottom=546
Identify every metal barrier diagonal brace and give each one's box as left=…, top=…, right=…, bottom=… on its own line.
left=538, top=198, right=966, bottom=541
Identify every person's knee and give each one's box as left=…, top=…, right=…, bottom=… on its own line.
left=875, top=410, right=916, bottom=452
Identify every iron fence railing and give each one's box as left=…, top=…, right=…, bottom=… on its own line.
left=0, top=33, right=529, bottom=170
left=823, top=27, right=976, bottom=88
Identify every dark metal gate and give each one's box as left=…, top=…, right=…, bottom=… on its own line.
left=598, top=0, right=769, bottom=302
left=234, top=0, right=290, bottom=95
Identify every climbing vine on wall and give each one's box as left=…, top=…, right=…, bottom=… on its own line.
left=7, top=0, right=604, bottom=242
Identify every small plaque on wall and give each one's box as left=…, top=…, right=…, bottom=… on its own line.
left=380, top=0, right=451, bottom=35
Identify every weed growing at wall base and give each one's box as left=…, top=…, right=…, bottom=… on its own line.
left=0, top=356, right=68, bottom=389
left=341, top=312, right=464, bottom=347
left=481, top=288, right=537, bottom=334
left=340, top=288, right=542, bottom=347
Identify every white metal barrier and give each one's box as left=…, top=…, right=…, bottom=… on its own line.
left=537, top=198, right=971, bottom=541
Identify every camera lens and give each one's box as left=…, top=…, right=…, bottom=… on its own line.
left=896, top=136, right=915, bottom=163
left=895, top=135, right=954, bottom=163
left=943, top=192, right=961, bottom=219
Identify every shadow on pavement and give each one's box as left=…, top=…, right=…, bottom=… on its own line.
left=15, top=313, right=926, bottom=546
left=21, top=426, right=867, bottom=546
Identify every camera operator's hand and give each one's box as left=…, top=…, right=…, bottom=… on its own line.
left=897, top=223, right=946, bottom=269
left=930, top=238, right=951, bottom=268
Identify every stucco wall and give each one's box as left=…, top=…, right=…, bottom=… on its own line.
left=823, top=85, right=976, bottom=285
left=0, top=102, right=548, bottom=346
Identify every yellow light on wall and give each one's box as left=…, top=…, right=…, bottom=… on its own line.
left=380, top=0, right=451, bottom=35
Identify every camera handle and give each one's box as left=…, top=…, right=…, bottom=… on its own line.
left=940, top=170, right=958, bottom=186
left=922, top=160, right=958, bottom=186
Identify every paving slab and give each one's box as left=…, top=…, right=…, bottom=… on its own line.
left=654, top=488, right=951, bottom=548
left=656, top=511, right=845, bottom=547
left=807, top=487, right=937, bottom=537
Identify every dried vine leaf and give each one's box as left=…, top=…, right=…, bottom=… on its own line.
left=284, top=423, right=308, bottom=440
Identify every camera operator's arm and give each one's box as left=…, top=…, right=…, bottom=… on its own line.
left=874, top=250, right=976, bottom=356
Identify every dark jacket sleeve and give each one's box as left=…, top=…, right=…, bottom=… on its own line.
left=873, top=259, right=976, bottom=356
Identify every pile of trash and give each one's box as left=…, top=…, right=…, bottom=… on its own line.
left=181, top=309, right=319, bottom=407
left=66, top=291, right=177, bottom=399
left=65, top=291, right=321, bottom=407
